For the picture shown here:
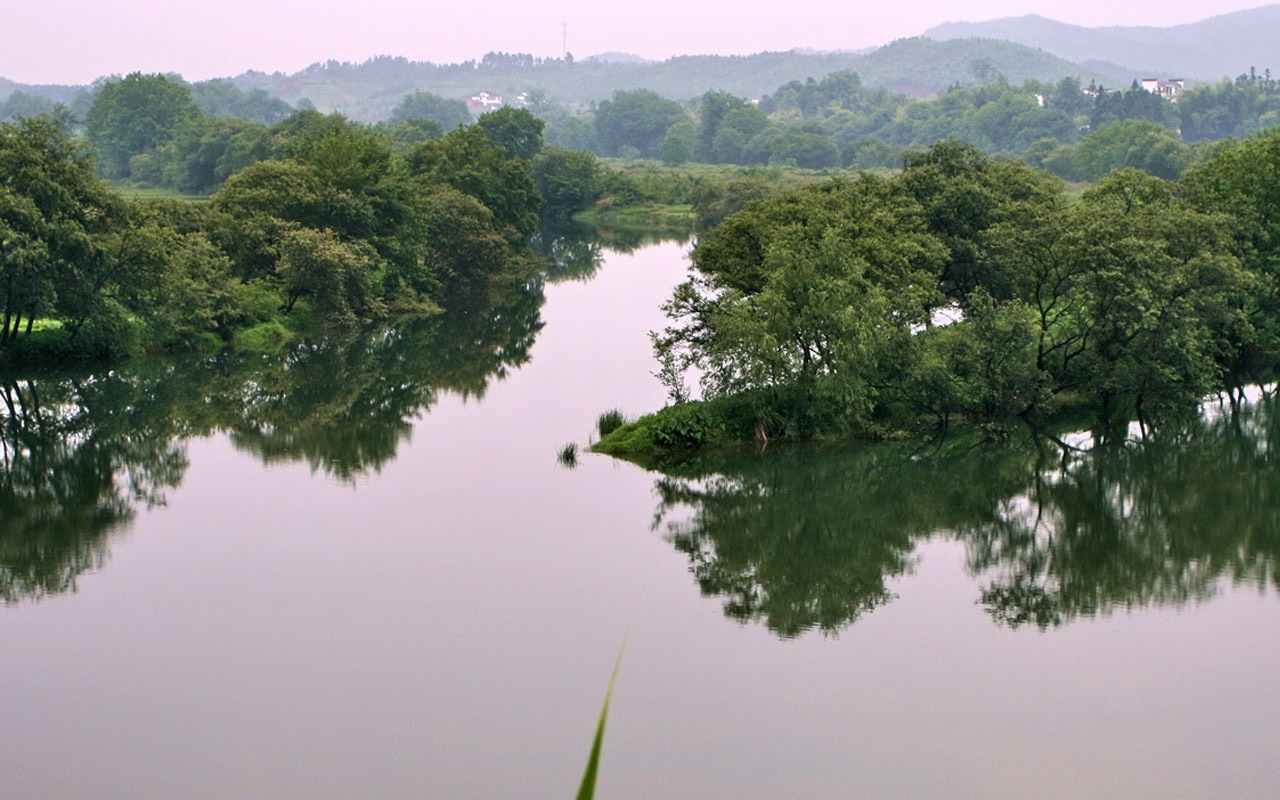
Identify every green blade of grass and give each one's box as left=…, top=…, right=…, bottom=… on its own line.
left=575, top=645, right=625, bottom=800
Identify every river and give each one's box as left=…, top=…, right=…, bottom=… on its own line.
left=2, top=238, right=1278, bottom=799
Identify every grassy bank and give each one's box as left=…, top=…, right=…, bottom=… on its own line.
left=0, top=300, right=323, bottom=370
left=576, top=202, right=695, bottom=227
left=591, top=388, right=1135, bottom=465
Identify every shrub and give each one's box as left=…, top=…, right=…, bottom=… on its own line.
left=235, top=321, right=291, bottom=351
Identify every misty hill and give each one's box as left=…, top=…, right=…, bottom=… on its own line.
left=0, top=78, right=84, bottom=105
left=854, top=37, right=1126, bottom=95
left=226, top=38, right=1127, bottom=121
left=925, top=5, right=1280, bottom=82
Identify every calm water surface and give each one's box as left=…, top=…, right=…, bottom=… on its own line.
left=2, top=239, right=1279, bottom=799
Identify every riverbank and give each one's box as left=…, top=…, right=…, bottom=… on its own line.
left=590, top=384, right=1172, bottom=464
left=0, top=291, right=452, bottom=370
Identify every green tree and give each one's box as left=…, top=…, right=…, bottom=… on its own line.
left=769, top=123, right=840, bottom=169
left=418, top=188, right=514, bottom=295
left=920, top=291, right=1048, bottom=422
left=546, top=114, right=598, bottom=153
left=594, top=89, right=687, bottom=158
left=191, top=79, right=294, bottom=125
left=275, top=111, right=394, bottom=196
left=711, top=107, right=772, bottom=164
left=1090, top=82, right=1178, bottom=130
left=1050, top=76, right=1093, bottom=117
left=1180, top=131, right=1280, bottom=385
left=0, top=117, right=124, bottom=347
left=213, top=160, right=342, bottom=243
left=141, top=114, right=270, bottom=194
left=660, top=121, right=695, bottom=166
left=694, top=90, right=750, bottom=162
left=277, top=226, right=378, bottom=323
left=0, top=91, right=61, bottom=123
left=901, top=140, right=1063, bottom=303
left=843, top=136, right=898, bottom=170
left=689, top=177, right=776, bottom=232
left=86, top=73, right=199, bottom=179
left=1073, top=119, right=1190, bottom=181
left=476, top=106, right=544, bottom=161
left=0, top=187, right=49, bottom=344
left=659, top=176, right=947, bottom=434
left=380, top=118, right=445, bottom=151
left=110, top=207, right=246, bottom=346
left=988, top=169, right=1250, bottom=416
left=390, top=90, right=471, bottom=131
left=530, top=147, right=603, bottom=219
left=405, top=125, right=541, bottom=242
left=741, top=128, right=782, bottom=165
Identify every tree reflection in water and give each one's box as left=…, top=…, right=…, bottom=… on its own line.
left=0, top=278, right=545, bottom=603
left=0, top=220, right=698, bottom=605
left=650, top=395, right=1280, bottom=637
left=0, top=376, right=186, bottom=602
left=532, top=216, right=692, bottom=285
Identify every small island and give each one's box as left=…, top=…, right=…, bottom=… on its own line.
left=596, top=139, right=1280, bottom=458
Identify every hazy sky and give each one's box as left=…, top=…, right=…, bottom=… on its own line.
left=5, top=0, right=1272, bottom=85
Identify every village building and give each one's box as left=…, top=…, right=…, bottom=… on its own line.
left=465, top=91, right=504, bottom=112
left=1141, top=78, right=1186, bottom=101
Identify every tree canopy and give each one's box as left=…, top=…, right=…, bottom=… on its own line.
left=1, top=96, right=563, bottom=363
left=623, top=140, right=1274, bottom=454
left=86, top=73, right=199, bottom=180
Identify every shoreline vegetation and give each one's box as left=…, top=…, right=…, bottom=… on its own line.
left=0, top=72, right=830, bottom=372
left=0, top=101, right=552, bottom=368
left=7, top=69, right=1280, bottom=459
left=595, top=136, right=1280, bottom=458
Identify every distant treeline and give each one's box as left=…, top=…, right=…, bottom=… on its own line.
left=9, top=56, right=1280, bottom=187
left=542, top=69, right=1280, bottom=181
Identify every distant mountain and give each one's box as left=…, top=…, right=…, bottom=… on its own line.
left=925, top=5, right=1280, bottom=82
left=854, top=37, right=1127, bottom=96
left=224, top=38, right=1126, bottom=121
left=0, top=19, right=1182, bottom=122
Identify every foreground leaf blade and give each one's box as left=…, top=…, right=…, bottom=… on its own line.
left=575, top=646, right=625, bottom=800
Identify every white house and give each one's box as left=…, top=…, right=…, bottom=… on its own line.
left=1140, top=78, right=1186, bottom=101
left=465, top=91, right=504, bottom=112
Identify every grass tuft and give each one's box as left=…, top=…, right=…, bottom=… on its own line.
left=596, top=408, right=628, bottom=438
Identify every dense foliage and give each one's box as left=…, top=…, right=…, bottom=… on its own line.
left=600, top=138, right=1280, bottom=454
left=0, top=98, right=599, bottom=363
left=13, top=56, right=1280, bottom=194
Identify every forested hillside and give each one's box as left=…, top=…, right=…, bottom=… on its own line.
left=1, top=38, right=1127, bottom=123
left=224, top=38, right=1125, bottom=119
